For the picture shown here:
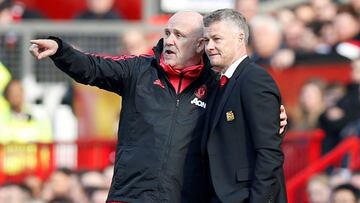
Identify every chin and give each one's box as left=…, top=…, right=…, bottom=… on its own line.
left=209, top=60, right=220, bottom=67
left=163, top=59, right=175, bottom=66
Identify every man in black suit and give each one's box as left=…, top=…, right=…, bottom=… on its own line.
left=202, top=9, right=287, bottom=203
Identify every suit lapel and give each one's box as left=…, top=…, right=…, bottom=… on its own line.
left=201, top=79, right=219, bottom=154
left=208, top=57, right=251, bottom=135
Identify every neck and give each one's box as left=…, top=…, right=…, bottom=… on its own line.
left=174, top=56, right=202, bottom=69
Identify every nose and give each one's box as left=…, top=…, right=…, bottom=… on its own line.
left=206, top=39, right=215, bottom=52
left=165, top=34, right=175, bottom=46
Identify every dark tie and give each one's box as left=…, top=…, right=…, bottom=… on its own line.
left=219, top=75, right=229, bottom=88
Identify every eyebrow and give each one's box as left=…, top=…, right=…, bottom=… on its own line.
left=164, top=28, right=187, bottom=36
left=207, top=34, right=222, bottom=38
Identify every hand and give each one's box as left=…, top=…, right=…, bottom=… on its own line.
left=29, top=39, right=59, bottom=60
left=279, top=105, right=287, bottom=135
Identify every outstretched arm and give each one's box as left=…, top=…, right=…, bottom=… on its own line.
left=29, top=37, right=141, bottom=95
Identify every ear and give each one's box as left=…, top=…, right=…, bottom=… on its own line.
left=196, top=38, right=205, bottom=53
left=239, top=33, right=245, bottom=43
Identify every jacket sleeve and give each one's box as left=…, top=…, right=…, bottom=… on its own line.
left=49, top=37, right=141, bottom=96
left=241, top=66, right=285, bottom=203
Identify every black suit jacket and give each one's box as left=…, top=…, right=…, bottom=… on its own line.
left=202, top=57, right=287, bottom=203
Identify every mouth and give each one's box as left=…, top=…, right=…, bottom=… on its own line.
left=208, top=53, right=219, bottom=57
left=164, top=50, right=176, bottom=55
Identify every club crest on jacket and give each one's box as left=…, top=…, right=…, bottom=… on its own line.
left=194, top=84, right=207, bottom=100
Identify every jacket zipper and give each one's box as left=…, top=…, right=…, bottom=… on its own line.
left=158, top=74, right=183, bottom=198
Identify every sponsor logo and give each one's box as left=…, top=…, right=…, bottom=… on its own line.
left=153, top=79, right=165, bottom=89
left=191, top=97, right=206, bottom=109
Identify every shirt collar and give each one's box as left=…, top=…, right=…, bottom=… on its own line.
left=223, top=55, right=247, bottom=79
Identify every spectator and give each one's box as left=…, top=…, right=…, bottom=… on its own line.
left=317, top=21, right=338, bottom=54
left=331, top=183, right=360, bottom=203
left=320, top=59, right=360, bottom=155
left=120, top=29, right=152, bottom=55
left=75, top=0, right=121, bottom=20
left=41, top=168, right=89, bottom=203
left=333, top=9, right=360, bottom=60
left=281, top=18, right=306, bottom=51
left=0, top=0, right=12, bottom=24
left=11, top=1, right=45, bottom=21
left=323, top=82, right=346, bottom=109
left=79, top=170, right=107, bottom=190
left=294, top=2, right=316, bottom=26
left=0, top=0, right=44, bottom=24
left=250, top=14, right=295, bottom=69
left=0, top=183, right=34, bottom=203
left=234, top=0, right=259, bottom=21
left=24, top=175, right=44, bottom=201
left=292, top=79, right=326, bottom=130
left=0, top=79, right=52, bottom=143
left=307, top=174, right=331, bottom=203
left=311, top=0, right=338, bottom=22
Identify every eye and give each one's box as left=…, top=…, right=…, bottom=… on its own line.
left=214, top=37, right=221, bottom=42
left=164, top=30, right=170, bottom=37
left=175, top=33, right=183, bottom=38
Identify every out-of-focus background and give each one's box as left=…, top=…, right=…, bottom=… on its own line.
left=0, top=0, right=359, bottom=202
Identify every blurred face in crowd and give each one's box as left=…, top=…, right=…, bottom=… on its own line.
left=162, top=11, right=204, bottom=68
left=0, top=185, right=31, bottom=203
left=121, top=29, right=149, bottom=55
left=204, top=20, right=245, bottom=72
left=300, top=82, right=324, bottom=114
left=235, top=0, right=258, bottom=21
left=311, top=0, right=337, bottom=22
left=307, top=178, right=331, bottom=203
left=332, top=189, right=358, bottom=203
left=250, top=16, right=282, bottom=58
left=294, top=4, right=316, bottom=25
left=50, top=171, right=72, bottom=196
left=88, top=0, right=114, bottom=14
left=5, top=80, right=24, bottom=113
left=333, top=12, right=360, bottom=42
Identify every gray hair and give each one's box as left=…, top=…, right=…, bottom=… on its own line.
left=203, top=8, right=249, bottom=44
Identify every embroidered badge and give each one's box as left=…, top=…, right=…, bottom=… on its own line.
left=226, top=111, right=235, bottom=121
left=194, top=85, right=207, bottom=100
left=153, top=79, right=165, bottom=89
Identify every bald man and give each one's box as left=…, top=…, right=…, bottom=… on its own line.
left=30, top=11, right=213, bottom=203
left=30, top=11, right=287, bottom=203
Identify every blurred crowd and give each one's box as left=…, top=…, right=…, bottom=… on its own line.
left=1, top=0, right=359, bottom=67
left=236, top=0, right=359, bottom=69
left=290, top=59, right=360, bottom=154
left=307, top=169, right=360, bottom=203
left=0, top=166, right=114, bottom=203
